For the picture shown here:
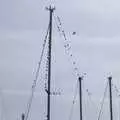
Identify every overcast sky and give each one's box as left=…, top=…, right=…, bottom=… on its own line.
left=1, top=0, right=120, bottom=120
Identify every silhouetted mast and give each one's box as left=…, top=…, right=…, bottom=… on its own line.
left=46, top=6, right=55, bottom=120
left=21, top=113, right=25, bottom=120
left=79, top=77, right=83, bottom=120
left=108, top=76, right=113, bottom=120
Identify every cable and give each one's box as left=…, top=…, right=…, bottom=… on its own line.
left=81, top=78, right=88, bottom=120
left=97, top=80, right=108, bottom=120
left=24, top=24, right=50, bottom=120
left=112, top=83, right=120, bottom=97
left=53, top=13, right=84, bottom=78
left=68, top=80, right=79, bottom=120
left=85, top=89, right=99, bottom=119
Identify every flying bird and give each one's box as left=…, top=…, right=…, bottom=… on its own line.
left=72, top=32, right=76, bottom=35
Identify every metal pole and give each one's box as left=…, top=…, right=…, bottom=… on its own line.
left=47, top=6, right=55, bottom=120
left=108, top=76, right=113, bottom=120
left=21, top=113, right=25, bottom=120
left=79, top=77, right=82, bottom=120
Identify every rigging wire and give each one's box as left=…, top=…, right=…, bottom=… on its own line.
left=24, top=24, right=50, bottom=120
left=85, top=89, right=98, bottom=119
left=82, top=79, right=88, bottom=120
left=68, top=80, right=79, bottom=120
left=53, top=13, right=83, bottom=78
left=112, top=83, right=120, bottom=120
left=82, top=78, right=98, bottom=120
left=97, top=80, right=109, bottom=120
left=112, top=83, right=120, bottom=97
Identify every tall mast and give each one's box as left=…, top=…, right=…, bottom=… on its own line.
left=108, top=76, right=113, bottom=120
left=79, top=77, right=83, bottom=120
left=46, top=6, right=55, bottom=120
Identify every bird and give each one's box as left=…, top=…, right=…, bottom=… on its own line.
left=72, top=32, right=76, bottom=35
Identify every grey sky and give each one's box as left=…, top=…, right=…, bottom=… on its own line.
left=0, top=0, right=120, bottom=120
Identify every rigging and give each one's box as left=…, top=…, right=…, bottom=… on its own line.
left=97, top=80, right=108, bottom=120
left=23, top=24, right=50, bottom=120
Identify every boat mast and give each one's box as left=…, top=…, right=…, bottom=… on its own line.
left=21, top=113, right=25, bottom=120
left=108, top=76, right=113, bottom=120
left=79, top=77, right=83, bottom=120
left=46, top=6, right=55, bottom=120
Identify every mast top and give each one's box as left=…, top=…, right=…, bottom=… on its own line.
left=45, top=5, right=55, bottom=12
left=79, top=77, right=83, bottom=81
left=108, top=76, right=112, bottom=80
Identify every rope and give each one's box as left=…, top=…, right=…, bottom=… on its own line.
left=97, top=80, right=108, bottom=120
left=24, top=24, right=50, bottom=120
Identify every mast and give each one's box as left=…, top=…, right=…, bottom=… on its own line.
left=46, top=6, right=55, bottom=120
left=108, top=76, right=113, bottom=120
left=21, top=113, right=25, bottom=120
left=79, top=77, right=83, bottom=120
